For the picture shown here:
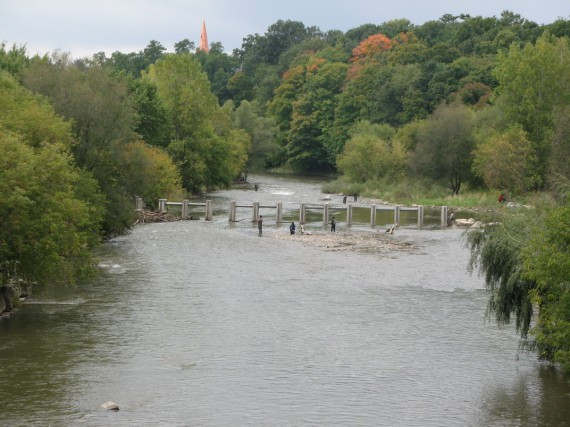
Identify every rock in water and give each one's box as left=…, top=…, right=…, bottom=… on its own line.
left=101, top=401, right=120, bottom=411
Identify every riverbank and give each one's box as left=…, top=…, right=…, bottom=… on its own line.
left=1, top=281, right=32, bottom=319
left=321, top=176, right=552, bottom=214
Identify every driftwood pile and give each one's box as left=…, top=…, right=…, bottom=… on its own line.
left=135, top=210, right=197, bottom=224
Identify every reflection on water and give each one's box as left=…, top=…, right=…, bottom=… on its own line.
left=1, top=174, right=568, bottom=426
left=478, top=366, right=570, bottom=426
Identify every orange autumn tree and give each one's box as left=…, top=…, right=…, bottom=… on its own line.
left=350, top=33, right=395, bottom=62
left=348, top=33, right=395, bottom=80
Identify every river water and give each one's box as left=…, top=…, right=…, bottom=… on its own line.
left=1, top=174, right=568, bottom=426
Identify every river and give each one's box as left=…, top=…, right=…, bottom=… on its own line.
left=1, top=174, right=568, bottom=426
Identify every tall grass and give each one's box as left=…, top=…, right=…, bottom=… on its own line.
left=323, top=177, right=503, bottom=209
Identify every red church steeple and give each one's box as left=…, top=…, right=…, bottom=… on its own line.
left=199, top=20, right=209, bottom=52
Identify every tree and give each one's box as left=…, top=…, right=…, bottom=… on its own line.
left=0, top=73, right=104, bottom=285
left=283, top=60, right=349, bottom=171
left=337, top=121, right=406, bottom=182
left=237, top=20, right=324, bottom=78
left=147, top=54, right=248, bottom=192
left=550, top=105, right=570, bottom=180
left=522, top=205, right=570, bottom=372
left=129, top=77, right=170, bottom=148
left=377, top=19, right=414, bottom=38
left=122, top=141, right=184, bottom=205
left=23, top=54, right=141, bottom=236
left=229, top=100, right=277, bottom=171
left=410, top=103, right=474, bottom=194
left=0, top=69, right=74, bottom=149
left=467, top=203, right=570, bottom=373
left=174, top=39, right=195, bottom=54
left=344, top=24, right=383, bottom=45
left=350, top=33, right=394, bottom=63
left=0, top=42, right=29, bottom=79
left=108, top=40, right=166, bottom=76
left=493, top=34, right=570, bottom=187
left=466, top=208, right=535, bottom=339
left=227, top=71, right=254, bottom=105
left=0, top=129, right=104, bottom=286
left=472, top=125, right=537, bottom=193
left=194, top=44, right=239, bottom=104
left=268, top=65, right=306, bottom=138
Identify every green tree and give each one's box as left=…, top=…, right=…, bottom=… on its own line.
left=109, top=40, right=166, bottom=76
left=550, top=105, right=570, bottom=180
left=229, top=100, right=277, bottom=171
left=174, top=39, right=195, bottom=54
left=0, top=73, right=105, bottom=285
left=0, top=128, right=104, bottom=286
left=0, top=42, right=29, bottom=79
left=128, top=77, right=170, bottom=148
left=467, top=212, right=536, bottom=345
left=0, top=69, right=74, bottom=149
left=23, top=54, right=140, bottom=236
left=467, top=203, right=570, bottom=373
left=285, top=60, right=349, bottom=171
left=493, top=34, right=570, bottom=187
left=523, top=205, right=570, bottom=372
left=195, top=43, right=239, bottom=104
left=337, top=121, right=406, bottom=182
left=410, top=102, right=474, bottom=194
left=148, top=54, right=248, bottom=192
left=227, top=71, right=254, bottom=105
left=472, top=125, right=537, bottom=193
left=122, top=141, right=184, bottom=205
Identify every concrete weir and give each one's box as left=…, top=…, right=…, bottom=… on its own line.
left=138, top=197, right=451, bottom=228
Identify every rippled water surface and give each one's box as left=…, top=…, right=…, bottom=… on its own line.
left=1, top=174, right=568, bottom=426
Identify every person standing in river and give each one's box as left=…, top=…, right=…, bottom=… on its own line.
left=258, top=215, right=263, bottom=235
left=290, top=221, right=296, bottom=235
left=331, top=217, right=336, bottom=233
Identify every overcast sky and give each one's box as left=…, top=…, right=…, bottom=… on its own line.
left=1, top=0, right=568, bottom=58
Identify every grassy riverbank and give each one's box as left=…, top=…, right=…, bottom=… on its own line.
left=322, top=177, right=553, bottom=210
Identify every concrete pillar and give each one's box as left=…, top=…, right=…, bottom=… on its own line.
left=135, top=197, right=144, bottom=211
left=300, top=203, right=306, bottom=224
left=323, top=203, right=329, bottom=226
left=370, top=204, right=377, bottom=226
left=253, top=202, right=259, bottom=222
left=441, top=206, right=448, bottom=227
left=276, top=202, right=283, bottom=223
left=394, top=205, right=401, bottom=226
left=182, top=199, right=189, bottom=219
left=158, top=199, right=167, bottom=213
left=229, top=201, right=236, bottom=222
left=347, top=204, right=353, bottom=226
left=417, top=205, right=424, bottom=228
left=205, top=200, right=213, bottom=221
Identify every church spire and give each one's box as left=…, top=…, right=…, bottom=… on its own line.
left=199, top=20, right=209, bottom=53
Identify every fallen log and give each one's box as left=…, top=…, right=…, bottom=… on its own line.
left=135, top=210, right=189, bottom=224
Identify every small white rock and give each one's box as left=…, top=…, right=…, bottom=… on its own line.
left=101, top=401, right=120, bottom=411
